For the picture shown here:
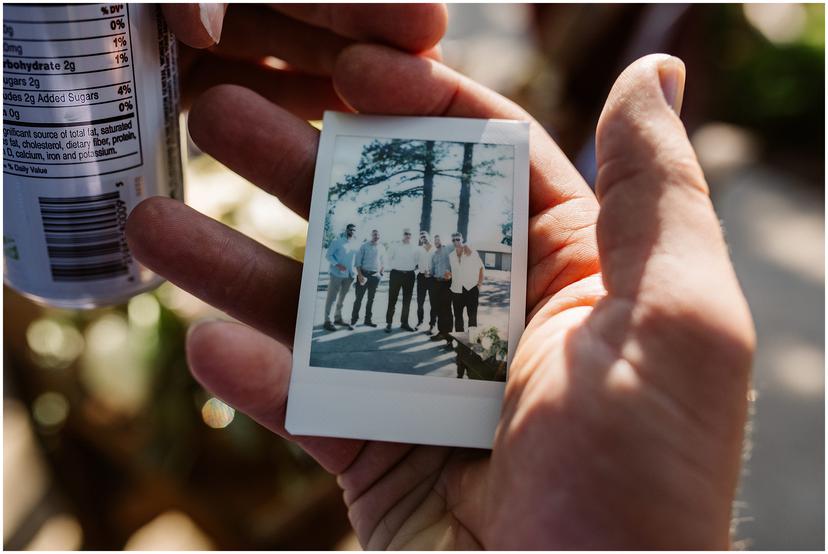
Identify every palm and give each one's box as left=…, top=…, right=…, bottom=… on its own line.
left=350, top=256, right=748, bottom=550
left=327, top=235, right=602, bottom=549
left=127, top=46, right=753, bottom=550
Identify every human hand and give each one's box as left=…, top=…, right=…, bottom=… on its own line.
left=161, top=4, right=446, bottom=117
left=335, top=264, right=347, bottom=272
left=126, top=46, right=754, bottom=548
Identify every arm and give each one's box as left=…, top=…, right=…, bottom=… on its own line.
left=129, top=46, right=754, bottom=551
left=476, top=253, right=484, bottom=286
left=386, top=245, right=395, bottom=271
left=328, top=239, right=348, bottom=272
left=326, top=238, right=340, bottom=266
left=355, top=245, right=365, bottom=280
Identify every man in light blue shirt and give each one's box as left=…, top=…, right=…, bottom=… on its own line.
left=324, top=223, right=357, bottom=331
left=429, top=233, right=454, bottom=347
left=350, top=229, right=385, bottom=327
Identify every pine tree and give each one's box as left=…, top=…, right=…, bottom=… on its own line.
left=455, top=143, right=507, bottom=242
left=501, top=209, right=513, bottom=246
left=457, top=143, right=473, bottom=241
left=330, top=139, right=508, bottom=241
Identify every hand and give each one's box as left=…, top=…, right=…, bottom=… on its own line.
left=161, top=4, right=446, bottom=117
left=335, top=264, right=347, bottom=272
left=126, top=47, right=754, bottom=548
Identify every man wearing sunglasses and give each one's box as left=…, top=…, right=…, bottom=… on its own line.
left=415, top=230, right=436, bottom=332
left=448, top=233, right=484, bottom=335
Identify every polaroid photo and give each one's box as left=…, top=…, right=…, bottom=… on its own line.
left=286, top=112, right=529, bottom=449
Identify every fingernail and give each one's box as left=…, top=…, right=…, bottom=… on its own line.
left=187, top=317, right=224, bottom=341
left=658, top=56, right=686, bottom=115
left=198, top=3, right=226, bottom=44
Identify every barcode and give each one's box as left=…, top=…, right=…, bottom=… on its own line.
left=39, top=191, right=132, bottom=282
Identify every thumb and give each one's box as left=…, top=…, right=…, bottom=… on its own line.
left=591, top=56, right=755, bottom=520
left=162, top=3, right=227, bottom=48
left=593, top=54, right=754, bottom=389
left=595, top=54, right=747, bottom=322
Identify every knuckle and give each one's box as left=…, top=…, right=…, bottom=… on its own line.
left=639, top=286, right=755, bottom=379
left=206, top=237, right=260, bottom=306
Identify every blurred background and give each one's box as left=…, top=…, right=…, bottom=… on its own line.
left=4, top=4, right=824, bottom=550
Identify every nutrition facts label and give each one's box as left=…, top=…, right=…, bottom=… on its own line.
left=3, top=3, right=143, bottom=179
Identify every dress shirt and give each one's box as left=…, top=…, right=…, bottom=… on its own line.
left=326, top=235, right=357, bottom=278
left=356, top=241, right=384, bottom=273
left=386, top=241, right=419, bottom=271
left=430, top=246, right=452, bottom=280
left=449, top=248, right=484, bottom=293
left=417, top=246, right=434, bottom=275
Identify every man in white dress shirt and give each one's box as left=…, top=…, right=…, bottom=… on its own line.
left=385, top=228, right=419, bottom=332
left=448, top=232, right=484, bottom=333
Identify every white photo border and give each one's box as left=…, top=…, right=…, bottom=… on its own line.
left=286, top=112, right=530, bottom=449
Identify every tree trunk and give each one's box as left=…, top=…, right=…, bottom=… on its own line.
left=457, top=142, right=474, bottom=241
left=419, top=141, right=435, bottom=233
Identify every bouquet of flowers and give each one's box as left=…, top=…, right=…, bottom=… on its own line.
left=474, top=326, right=508, bottom=362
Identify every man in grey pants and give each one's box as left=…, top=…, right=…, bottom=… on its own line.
left=324, top=223, right=357, bottom=331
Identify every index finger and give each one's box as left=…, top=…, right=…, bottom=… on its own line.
left=162, top=3, right=227, bottom=48
left=273, top=4, right=448, bottom=53
left=332, top=44, right=595, bottom=215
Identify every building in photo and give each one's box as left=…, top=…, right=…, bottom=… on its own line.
left=476, top=242, right=512, bottom=272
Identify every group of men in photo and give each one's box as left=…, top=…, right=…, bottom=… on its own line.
left=323, top=223, right=485, bottom=348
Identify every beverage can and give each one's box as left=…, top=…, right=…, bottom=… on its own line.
left=3, top=3, right=182, bottom=308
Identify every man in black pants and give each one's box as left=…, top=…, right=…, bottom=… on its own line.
left=428, top=234, right=454, bottom=348
left=415, top=230, right=436, bottom=332
left=351, top=229, right=384, bottom=327
left=385, top=228, right=418, bottom=332
left=448, top=233, right=484, bottom=333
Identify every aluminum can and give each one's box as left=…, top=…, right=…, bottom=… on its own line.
left=3, top=3, right=182, bottom=308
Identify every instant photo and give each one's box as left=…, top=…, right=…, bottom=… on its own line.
left=287, top=113, right=529, bottom=448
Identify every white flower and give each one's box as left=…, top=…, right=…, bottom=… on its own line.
left=481, top=336, right=493, bottom=350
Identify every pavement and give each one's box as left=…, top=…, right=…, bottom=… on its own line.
left=713, top=167, right=824, bottom=550
left=309, top=270, right=511, bottom=377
